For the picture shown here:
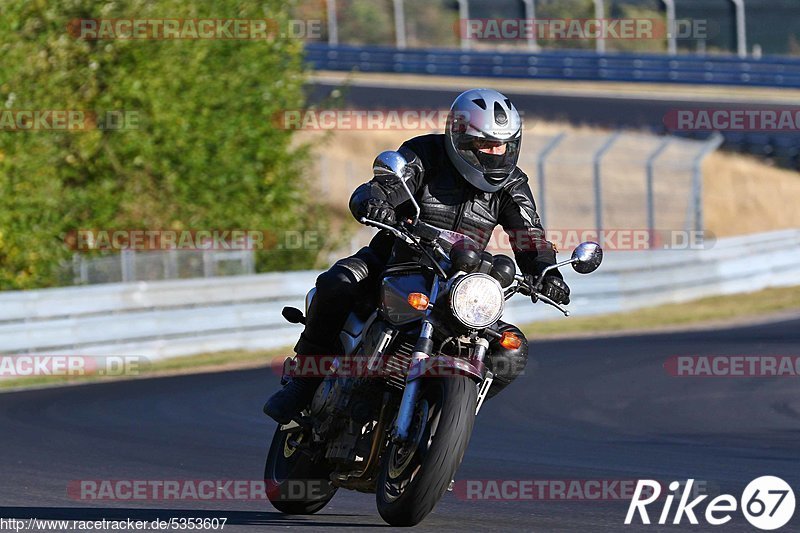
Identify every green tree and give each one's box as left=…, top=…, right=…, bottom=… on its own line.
left=0, top=0, right=324, bottom=289
left=336, top=0, right=394, bottom=46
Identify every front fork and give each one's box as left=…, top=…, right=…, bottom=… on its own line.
left=392, top=320, right=434, bottom=443
left=392, top=331, right=492, bottom=442
left=392, top=317, right=493, bottom=444
left=392, top=274, right=440, bottom=443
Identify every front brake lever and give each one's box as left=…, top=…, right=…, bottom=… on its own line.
left=512, top=273, right=569, bottom=316
left=359, top=217, right=414, bottom=244
left=532, top=291, right=570, bottom=316
left=359, top=216, right=399, bottom=234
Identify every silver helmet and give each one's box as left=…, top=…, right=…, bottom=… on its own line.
left=445, top=88, right=522, bottom=193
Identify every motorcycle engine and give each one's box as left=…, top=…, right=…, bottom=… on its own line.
left=311, top=375, right=382, bottom=464
left=311, top=376, right=376, bottom=424
left=311, top=376, right=348, bottom=419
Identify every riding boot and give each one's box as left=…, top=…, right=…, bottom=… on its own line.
left=263, top=376, right=321, bottom=424
left=263, top=334, right=330, bottom=424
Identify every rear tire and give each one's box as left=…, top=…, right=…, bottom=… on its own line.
left=376, top=376, right=477, bottom=526
left=264, top=422, right=338, bottom=514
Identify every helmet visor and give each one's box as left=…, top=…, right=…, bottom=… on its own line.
left=455, top=134, right=521, bottom=183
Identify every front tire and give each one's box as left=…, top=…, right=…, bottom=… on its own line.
left=264, top=422, right=338, bottom=514
left=376, top=376, right=477, bottom=526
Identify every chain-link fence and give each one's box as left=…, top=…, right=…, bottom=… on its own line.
left=66, top=249, right=255, bottom=285
left=299, top=0, right=800, bottom=56
left=517, top=129, right=724, bottom=234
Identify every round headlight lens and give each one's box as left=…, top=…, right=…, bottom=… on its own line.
left=450, top=273, right=504, bottom=329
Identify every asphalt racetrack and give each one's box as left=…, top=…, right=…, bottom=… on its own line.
left=1, top=316, right=798, bottom=531
left=307, top=80, right=794, bottom=131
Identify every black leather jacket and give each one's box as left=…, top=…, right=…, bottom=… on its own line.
left=349, top=133, right=559, bottom=277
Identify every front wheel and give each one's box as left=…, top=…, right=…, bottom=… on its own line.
left=264, top=421, right=338, bottom=514
left=376, top=376, right=478, bottom=526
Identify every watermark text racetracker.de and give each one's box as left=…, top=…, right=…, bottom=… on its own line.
left=539, top=229, right=710, bottom=252
left=0, top=110, right=139, bottom=131
left=0, top=355, right=146, bottom=378
left=457, top=18, right=710, bottom=41
left=461, top=228, right=712, bottom=253
left=67, top=479, right=332, bottom=503
left=664, top=107, right=800, bottom=132
left=271, top=354, right=525, bottom=380
left=665, top=355, right=800, bottom=377
left=68, top=18, right=322, bottom=40
left=67, top=229, right=320, bottom=252
left=273, top=109, right=463, bottom=131
left=454, top=479, right=660, bottom=501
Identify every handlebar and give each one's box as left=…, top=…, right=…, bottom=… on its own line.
left=360, top=216, right=449, bottom=278
left=361, top=216, right=570, bottom=317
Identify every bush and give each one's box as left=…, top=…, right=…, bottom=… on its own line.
left=0, top=0, right=324, bottom=289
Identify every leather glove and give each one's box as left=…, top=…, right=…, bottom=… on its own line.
left=361, top=198, right=396, bottom=225
left=526, top=273, right=570, bottom=305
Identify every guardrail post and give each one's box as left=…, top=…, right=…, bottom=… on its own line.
left=326, top=0, right=338, bottom=46
left=593, top=0, right=606, bottom=54
left=731, top=0, right=747, bottom=58
left=535, top=132, right=566, bottom=223
left=458, top=0, right=471, bottom=50
left=73, top=254, right=88, bottom=285
left=393, top=0, right=407, bottom=49
left=521, top=0, right=539, bottom=52
left=645, top=136, right=672, bottom=246
left=202, top=250, right=214, bottom=278
left=660, top=0, right=677, bottom=55
left=121, top=250, right=136, bottom=282
left=592, top=131, right=621, bottom=232
left=165, top=249, right=178, bottom=279
left=243, top=249, right=255, bottom=275
left=691, top=132, right=724, bottom=232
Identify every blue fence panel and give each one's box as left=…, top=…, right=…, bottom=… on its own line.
left=305, top=44, right=800, bottom=88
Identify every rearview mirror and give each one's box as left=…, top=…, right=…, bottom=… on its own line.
left=571, top=242, right=603, bottom=274
left=373, top=151, right=408, bottom=183
left=372, top=150, right=420, bottom=223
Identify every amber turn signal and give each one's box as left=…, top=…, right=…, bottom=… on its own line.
left=499, top=331, right=522, bottom=350
left=407, top=292, right=430, bottom=311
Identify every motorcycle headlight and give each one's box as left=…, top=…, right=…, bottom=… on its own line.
left=449, top=273, right=504, bottom=329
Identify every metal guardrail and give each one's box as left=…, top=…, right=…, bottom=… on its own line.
left=1, top=229, right=798, bottom=360
left=305, top=44, right=800, bottom=88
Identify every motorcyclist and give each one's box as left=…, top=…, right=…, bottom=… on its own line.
left=264, top=88, right=570, bottom=424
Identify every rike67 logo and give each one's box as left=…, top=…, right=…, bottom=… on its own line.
left=626, top=477, right=795, bottom=530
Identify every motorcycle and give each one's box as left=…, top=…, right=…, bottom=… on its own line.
left=264, top=151, right=603, bottom=526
